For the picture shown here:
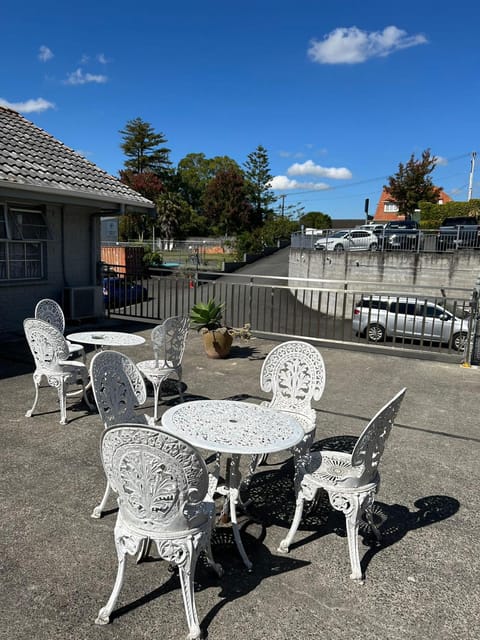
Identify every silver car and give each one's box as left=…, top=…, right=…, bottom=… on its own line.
left=352, top=295, right=469, bottom=350
left=315, top=229, right=378, bottom=251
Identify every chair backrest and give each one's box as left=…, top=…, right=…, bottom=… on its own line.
left=351, top=387, right=407, bottom=480
left=90, top=351, right=147, bottom=428
left=260, top=340, right=326, bottom=428
left=101, top=423, right=209, bottom=533
left=34, top=299, right=65, bottom=333
left=24, top=317, right=70, bottom=372
left=151, top=315, right=189, bottom=367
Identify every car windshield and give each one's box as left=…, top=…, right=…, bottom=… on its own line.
left=329, top=231, right=348, bottom=238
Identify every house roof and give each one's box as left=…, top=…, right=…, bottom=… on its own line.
left=0, top=107, right=154, bottom=210
left=374, top=187, right=452, bottom=221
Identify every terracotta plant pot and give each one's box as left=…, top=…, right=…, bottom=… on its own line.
left=201, top=327, right=233, bottom=359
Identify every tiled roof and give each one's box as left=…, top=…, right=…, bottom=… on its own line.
left=0, top=107, right=154, bottom=209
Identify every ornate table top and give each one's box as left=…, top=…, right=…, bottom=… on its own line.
left=66, top=331, right=145, bottom=348
left=161, top=400, right=304, bottom=455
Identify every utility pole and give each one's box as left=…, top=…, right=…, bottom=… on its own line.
left=468, top=151, right=476, bottom=201
left=279, top=194, right=286, bottom=217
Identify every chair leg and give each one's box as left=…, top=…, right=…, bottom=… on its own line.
left=91, top=482, right=111, bottom=519
left=95, top=544, right=128, bottom=625
left=25, top=375, right=40, bottom=418
left=329, top=490, right=372, bottom=581
left=58, top=379, right=67, bottom=425
left=152, top=380, right=162, bottom=422
left=178, top=545, right=202, bottom=640
left=278, top=491, right=307, bottom=553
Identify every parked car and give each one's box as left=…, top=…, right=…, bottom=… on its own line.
left=436, top=216, right=480, bottom=250
left=352, top=295, right=469, bottom=350
left=314, top=229, right=378, bottom=251
left=356, top=223, right=385, bottom=235
left=103, top=277, right=148, bottom=308
left=378, top=220, right=423, bottom=251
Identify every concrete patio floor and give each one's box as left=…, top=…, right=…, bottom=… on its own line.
left=1, top=318, right=479, bottom=640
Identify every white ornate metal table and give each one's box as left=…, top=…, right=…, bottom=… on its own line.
left=66, top=331, right=146, bottom=350
left=161, top=399, right=304, bottom=570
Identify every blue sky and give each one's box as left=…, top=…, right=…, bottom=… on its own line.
left=1, top=0, right=479, bottom=219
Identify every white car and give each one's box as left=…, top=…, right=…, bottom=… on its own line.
left=314, top=229, right=379, bottom=251
left=352, top=295, right=469, bottom=350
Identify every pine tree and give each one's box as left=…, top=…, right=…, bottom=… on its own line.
left=243, top=145, right=276, bottom=226
left=119, top=117, right=171, bottom=178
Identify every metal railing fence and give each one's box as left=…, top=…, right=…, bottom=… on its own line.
left=102, top=265, right=473, bottom=361
left=292, top=228, right=480, bottom=253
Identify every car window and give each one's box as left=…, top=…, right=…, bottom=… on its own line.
left=359, top=299, right=388, bottom=310
left=390, top=302, right=417, bottom=315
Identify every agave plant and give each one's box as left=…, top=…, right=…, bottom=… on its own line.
left=189, top=299, right=225, bottom=332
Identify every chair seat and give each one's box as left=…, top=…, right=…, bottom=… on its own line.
left=137, top=359, right=177, bottom=376
left=304, top=450, right=372, bottom=490
left=67, top=341, right=84, bottom=356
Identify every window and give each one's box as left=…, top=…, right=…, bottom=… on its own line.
left=0, top=204, right=47, bottom=281
left=384, top=202, right=399, bottom=213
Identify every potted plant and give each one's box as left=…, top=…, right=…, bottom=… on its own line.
left=190, top=298, right=251, bottom=359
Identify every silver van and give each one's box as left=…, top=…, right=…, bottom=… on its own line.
left=352, top=295, right=469, bottom=350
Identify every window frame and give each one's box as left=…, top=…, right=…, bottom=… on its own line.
left=0, top=203, right=48, bottom=282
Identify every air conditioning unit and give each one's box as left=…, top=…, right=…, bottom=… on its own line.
left=63, top=286, right=104, bottom=320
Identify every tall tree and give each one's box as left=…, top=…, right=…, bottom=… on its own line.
left=119, top=117, right=171, bottom=177
left=155, top=192, right=184, bottom=241
left=176, top=153, right=240, bottom=210
left=243, top=145, right=276, bottom=226
left=299, top=211, right=332, bottom=229
left=203, top=168, right=253, bottom=236
left=385, top=149, right=441, bottom=219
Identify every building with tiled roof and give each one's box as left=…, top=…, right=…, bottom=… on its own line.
left=0, top=106, right=154, bottom=334
left=373, top=188, right=452, bottom=222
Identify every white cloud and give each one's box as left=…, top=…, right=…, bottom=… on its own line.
left=97, top=53, right=108, bottom=64
left=434, top=156, right=448, bottom=166
left=269, top=175, right=330, bottom=191
left=308, top=26, right=427, bottom=64
left=0, top=97, right=55, bottom=113
left=288, top=160, right=352, bottom=180
left=65, top=68, right=108, bottom=85
left=80, top=54, right=90, bottom=64
left=38, top=45, right=53, bottom=62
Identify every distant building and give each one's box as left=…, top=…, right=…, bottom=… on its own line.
left=373, top=188, right=452, bottom=222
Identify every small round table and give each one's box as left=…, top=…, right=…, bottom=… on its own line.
left=162, top=399, right=303, bottom=570
left=66, top=331, right=145, bottom=350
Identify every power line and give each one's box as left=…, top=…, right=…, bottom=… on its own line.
left=274, top=151, right=473, bottom=201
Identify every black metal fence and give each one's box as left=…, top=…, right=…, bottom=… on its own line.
left=102, top=264, right=473, bottom=362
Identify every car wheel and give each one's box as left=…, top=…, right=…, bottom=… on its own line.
left=369, top=242, right=378, bottom=251
left=334, top=244, right=344, bottom=252
left=452, top=332, right=467, bottom=351
left=366, top=323, right=386, bottom=342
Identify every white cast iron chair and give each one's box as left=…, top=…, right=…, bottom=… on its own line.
left=251, top=340, right=326, bottom=472
left=34, top=298, right=86, bottom=363
left=23, top=318, right=93, bottom=425
left=89, top=350, right=154, bottom=519
left=137, top=315, right=190, bottom=421
left=95, top=424, right=222, bottom=640
left=278, top=387, right=407, bottom=582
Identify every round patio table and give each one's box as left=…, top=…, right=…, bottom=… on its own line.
left=66, top=331, right=145, bottom=350
left=161, top=399, right=303, bottom=570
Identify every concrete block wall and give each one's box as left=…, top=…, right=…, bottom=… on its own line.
left=289, top=248, right=479, bottom=317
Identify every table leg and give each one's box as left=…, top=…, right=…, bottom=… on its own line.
left=227, top=455, right=253, bottom=571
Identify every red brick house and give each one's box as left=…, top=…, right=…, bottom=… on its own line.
left=373, top=188, right=452, bottom=222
